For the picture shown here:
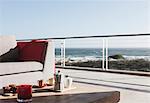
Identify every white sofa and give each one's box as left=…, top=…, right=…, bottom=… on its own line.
left=0, top=35, right=55, bottom=89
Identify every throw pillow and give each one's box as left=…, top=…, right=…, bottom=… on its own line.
left=19, top=41, right=47, bottom=63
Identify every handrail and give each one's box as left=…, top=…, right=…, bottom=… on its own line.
left=17, top=33, right=150, bottom=41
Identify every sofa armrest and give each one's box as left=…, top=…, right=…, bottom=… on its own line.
left=43, top=40, right=55, bottom=81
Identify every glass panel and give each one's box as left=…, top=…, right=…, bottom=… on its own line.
left=56, top=38, right=103, bottom=69
left=108, top=36, right=150, bottom=72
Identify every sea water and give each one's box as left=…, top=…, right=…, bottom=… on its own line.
left=55, top=48, right=150, bottom=62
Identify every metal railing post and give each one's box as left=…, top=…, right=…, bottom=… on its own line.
left=102, top=39, right=105, bottom=70
left=63, top=40, right=66, bottom=67
left=105, top=39, right=108, bottom=70
left=60, top=41, right=63, bottom=67
left=60, top=40, right=65, bottom=67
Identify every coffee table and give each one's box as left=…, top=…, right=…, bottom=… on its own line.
left=0, top=83, right=120, bottom=103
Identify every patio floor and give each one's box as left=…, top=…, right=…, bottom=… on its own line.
left=0, top=68, right=149, bottom=103
left=59, top=68, right=150, bottom=103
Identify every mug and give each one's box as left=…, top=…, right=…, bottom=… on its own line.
left=38, top=80, right=44, bottom=88
left=65, top=77, right=72, bottom=88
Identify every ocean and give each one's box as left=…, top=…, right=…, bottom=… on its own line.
left=55, top=48, right=150, bottom=62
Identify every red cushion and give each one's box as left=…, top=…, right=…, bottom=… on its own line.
left=17, top=42, right=30, bottom=50
left=18, top=41, right=48, bottom=63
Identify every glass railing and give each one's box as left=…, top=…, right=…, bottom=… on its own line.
left=53, top=33, right=150, bottom=72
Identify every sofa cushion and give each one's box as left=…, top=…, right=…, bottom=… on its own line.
left=0, top=35, right=17, bottom=56
left=18, top=41, right=48, bottom=63
left=0, top=47, right=19, bottom=62
left=0, top=61, right=43, bottom=75
left=17, top=42, right=30, bottom=51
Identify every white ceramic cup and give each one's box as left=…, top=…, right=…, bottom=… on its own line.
left=65, top=77, right=72, bottom=88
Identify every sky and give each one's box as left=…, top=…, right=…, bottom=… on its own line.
left=0, top=0, right=150, bottom=48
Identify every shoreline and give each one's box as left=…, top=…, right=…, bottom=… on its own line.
left=56, top=59, right=150, bottom=72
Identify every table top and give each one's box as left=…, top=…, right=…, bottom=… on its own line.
left=0, top=83, right=120, bottom=103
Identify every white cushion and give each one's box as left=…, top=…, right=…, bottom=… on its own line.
left=0, top=61, right=43, bottom=75
left=0, top=35, right=17, bottom=56
left=0, top=72, right=43, bottom=89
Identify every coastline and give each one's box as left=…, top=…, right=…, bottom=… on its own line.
left=56, top=59, right=150, bottom=72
